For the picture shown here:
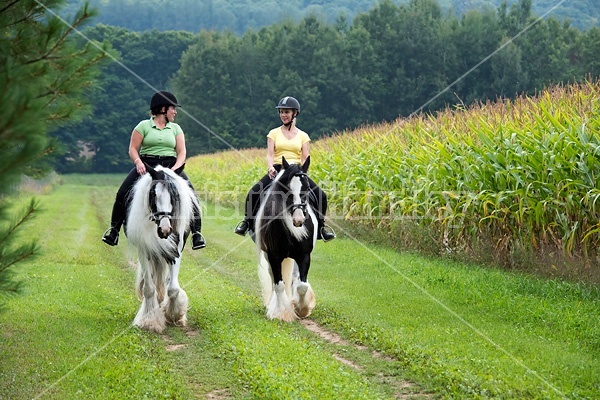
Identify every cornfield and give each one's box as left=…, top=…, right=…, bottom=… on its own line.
left=188, top=80, right=600, bottom=281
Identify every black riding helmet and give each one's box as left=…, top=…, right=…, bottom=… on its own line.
left=150, top=91, right=179, bottom=115
left=276, top=96, right=300, bottom=114
left=276, top=96, right=300, bottom=127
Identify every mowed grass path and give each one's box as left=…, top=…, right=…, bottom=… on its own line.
left=1, top=177, right=599, bottom=399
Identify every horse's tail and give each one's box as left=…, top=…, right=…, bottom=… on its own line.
left=135, top=260, right=143, bottom=300
left=258, top=251, right=272, bottom=307
left=134, top=254, right=169, bottom=303
left=255, top=177, right=286, bottom=248
left=153, top=261, right=168, bottom=304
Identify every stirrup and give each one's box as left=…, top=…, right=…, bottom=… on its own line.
left=102, top=227, right=119, bottom=246
left=319, top=225, right=336, bottom=242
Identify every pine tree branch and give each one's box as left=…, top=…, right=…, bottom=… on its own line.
left=0, top=243, right=38, bottom=272
left=1, top=1, right=42, bottom=29
left=0, top=0, right=20, bottom=15
left=0, top=199, right=38, bottom=247
left=24, top=6, right=92, bottom=67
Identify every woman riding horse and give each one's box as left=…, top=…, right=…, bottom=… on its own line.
left=234, top=96, right=335, bottom=241
left=256, top=156, right=318, bottom=320
left=102, top=91, right=206, bottom=250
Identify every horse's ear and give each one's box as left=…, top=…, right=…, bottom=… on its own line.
left=146, top=163, right=159, bottom=180
left=282, top=156, right=290, bottom=169
left=173, top=163, right=185, bottom=175
left=302, top=156, right=310, bottom=173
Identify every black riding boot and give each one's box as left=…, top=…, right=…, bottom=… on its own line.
left=190, top=204, right=206, bottom=250
left=102, top=200, right=125, bottom=246
left=309, top=188, right=335, bottom=242
left=234, top=219, right=250, bottom=236
left=235, top=188, right=260, bottom=236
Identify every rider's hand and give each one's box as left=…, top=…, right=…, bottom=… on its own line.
left=268, top=166, right=276, bottom=179
left=135, top=160, right=146, bottom=175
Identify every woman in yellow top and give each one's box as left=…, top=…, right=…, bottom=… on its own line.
left=234, top=96, right=335, bottom=241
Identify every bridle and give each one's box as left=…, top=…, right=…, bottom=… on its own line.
left=288, top=171, right=309, bottom=217
left=148, top=179, right=179, bottom=226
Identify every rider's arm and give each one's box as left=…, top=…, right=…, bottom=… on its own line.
left=301, top=141, right=309, bottom=165
left=267, top=137, right=276, bottom=178
left=172, top=132, right=186, bottom=171
left=129, top=129, right=145, bottom=175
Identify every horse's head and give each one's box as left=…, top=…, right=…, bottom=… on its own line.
left=282, top=156, right=311, bottom=227
left=147, top=164, right=180, bottom=239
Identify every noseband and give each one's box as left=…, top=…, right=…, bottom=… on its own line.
left=291, top=203, right=307, bottom=213
left=149, top=211, right=173, bottom=224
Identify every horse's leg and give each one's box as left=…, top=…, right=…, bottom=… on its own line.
left=133, top=258, right=167, bottom=333
left=265, top=255, right=296, bottom=322
left=163, top=256, right=188, bottom=326
left=281, top=258, right=295, bottom=298
left=292, top=253, right=316, bottom=318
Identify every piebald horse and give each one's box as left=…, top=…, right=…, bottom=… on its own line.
left=125, top=164, right=197, bottom=333
left=256, top=156, right=317, bottom=321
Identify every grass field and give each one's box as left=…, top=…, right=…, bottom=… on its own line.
left=0, top=175, right=598, bottom=399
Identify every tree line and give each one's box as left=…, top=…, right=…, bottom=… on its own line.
left=53, top=0, right=600, bottom=173
left=62, top=0, right=599, bottom=34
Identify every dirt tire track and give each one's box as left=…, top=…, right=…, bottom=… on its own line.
left=300, top=319, right=432, bottom=399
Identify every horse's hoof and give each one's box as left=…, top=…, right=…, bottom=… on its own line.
left=293, top=282, right=316, bottom=319
left=267, top=310, right=297, bottom=322
left=167, top=314, right=187, bottom=327
left=133, top=319, right=166, bottom=334
left=295, top=307, right=312, bottom=319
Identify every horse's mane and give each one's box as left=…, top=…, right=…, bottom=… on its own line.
left=257, top=163, right=314, bottom=251
left=264, top=165, right=299, bottom=213
left=262, top=163, right=304, bottom=217
left=126, top=167, right=198, bottom=264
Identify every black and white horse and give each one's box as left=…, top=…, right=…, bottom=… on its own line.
left=256, top=156, right=317, bottom=321
left=125, top=164, right=197, bottom=333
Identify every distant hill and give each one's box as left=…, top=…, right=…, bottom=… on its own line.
left=442, top=0, right=598, bottom=30
left=62, top=0, right=598, bottom=34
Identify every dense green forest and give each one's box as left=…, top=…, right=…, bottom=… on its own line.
left=52, top=0, right=600, bottom=173
left=62, top=0, right=598, bottom=33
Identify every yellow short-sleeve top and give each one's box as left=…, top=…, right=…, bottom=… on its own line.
left=267, top=127, right=310, bottom=165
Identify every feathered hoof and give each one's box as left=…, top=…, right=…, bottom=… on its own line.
left=134, top=296, right=167, bottom=333
left=267, top=307, right=297, bottom=322
left=293, top=282, right=316, bottom=319
left=266, top=282, right=297, bottom=322
left=133, top=311, right=167, bottom=334
left=167, top=314, right=188, bottom=327
left=163, top=288, right=189, bottom=326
